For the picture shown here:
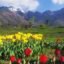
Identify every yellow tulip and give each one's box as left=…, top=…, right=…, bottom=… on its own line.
left=0, top=39, right=3, bottom=45
left=12, top=39, right=16, bottom=42
left=32, top=34, right=43, bottom=40
left=22, top=39, right=28, bottom=43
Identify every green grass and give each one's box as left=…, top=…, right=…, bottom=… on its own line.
left=0, top=27, right=64, bottom=34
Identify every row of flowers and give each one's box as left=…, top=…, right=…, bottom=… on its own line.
left=9, top=47, right=64, bottom=64
left=0, top=32, right=43, bottom=45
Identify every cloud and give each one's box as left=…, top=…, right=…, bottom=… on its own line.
left=52, top=0, right=64, bottom=4
left=0, top=0, right=39, bottom=12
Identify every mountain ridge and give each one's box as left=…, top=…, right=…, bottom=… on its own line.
left=0, top=6, right=64, bottom=27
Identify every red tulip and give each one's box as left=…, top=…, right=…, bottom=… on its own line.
left=10, top=56, right=16, bottom=63
left=55, top=49, right=61, bottom=56
left=17, top=58, right=22, bottom=64
left=39, top=54, right=48, bottom=64
left=60, top=56, right=64, bottom=62
left=24, top=48, right=32, bottom=56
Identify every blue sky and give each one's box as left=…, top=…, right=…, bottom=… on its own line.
left=37, top=0, right=64, bottom=12
left=0, top=0, right=64, bottom=12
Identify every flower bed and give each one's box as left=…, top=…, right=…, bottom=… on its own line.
left=0, top=32, right=64, bottom=64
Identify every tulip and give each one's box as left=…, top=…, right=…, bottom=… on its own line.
left=24, top=48, right=32, bottom=56
left=60, top=56, right=64, bottom=64
left=17, top=58, right=22, bottom=64
left=10, top=56, right=16, bottom=63
left=56, top=37, right=61, bottom=43
left=55, top=49, right=61, bottom=56
left=39, top=54, right=48, bottom=64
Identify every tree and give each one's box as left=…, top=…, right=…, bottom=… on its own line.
left=28, top=16, right=35, bottom=28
